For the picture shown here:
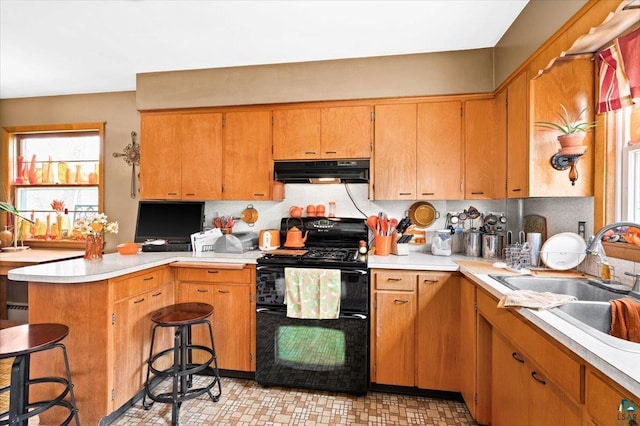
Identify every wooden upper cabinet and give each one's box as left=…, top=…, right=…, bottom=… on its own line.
left=373, top=104, right=417, bottom=200
left=417, top=101, right=464, bottom=200
left=181, top=112, right=223, bottom=200
left=464, top=97, right=506, bottom=199
left=529, top=57, right=594, bottom=197
left=272, top=105, right=371, bottom=160
left=321, top=105, right=372, bottom=158
left=507, top=71, right=529, bottom=198
left=222, top=110, right=273, bottom=200
left=272, top=108, right=321, bottom=160
left=140, top=112, right=222, bottom=200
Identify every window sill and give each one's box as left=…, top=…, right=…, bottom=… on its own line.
left=602, top=241, right=640, bottom=263
left=21, top=239, right=85, bottom=250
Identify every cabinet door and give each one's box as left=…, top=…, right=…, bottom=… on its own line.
left=140, top=113, right=182, bottom=199
left=459, top=278, right=477, bottom=418
left=416, top=273, right=460, bottom=391
left=528, top=368, right=581, bottom=426
left=112, top=284, right=173, bottom=408
left=181, top=112, right=223, bottom=200
left=223, top=110, right=273, bottom=200
left=321, top=106, right=372, bottom=158
left=417, top=101, right=463, bottom=200
left=211, top=284, right=252, bottom=371
left=373, top=104, right=417, bottom=200
left=272, top=108, right=321, bottom=160
left=491, top=331, right=529, bottom=425
left=586, top=369, right=637, bottom=426
left=465, top=97, right=506, bottom=199
left=374, top=291, right=416, bottom=386
left=178, top=282, right=216, bottom=364
left=506, top=72, right=529, bottom=198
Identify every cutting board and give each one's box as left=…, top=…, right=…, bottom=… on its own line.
left=523, top=214, right=547, bottom=242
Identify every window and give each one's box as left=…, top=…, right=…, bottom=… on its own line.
left=615, top=105, right=640, bottom=223
left=2, top=123, right=104, bottom=247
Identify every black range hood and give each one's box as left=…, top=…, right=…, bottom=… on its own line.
left=274, top=159, right=369, bottom=184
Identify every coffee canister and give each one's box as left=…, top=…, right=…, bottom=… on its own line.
left=463, top=229, right=482, bottom=257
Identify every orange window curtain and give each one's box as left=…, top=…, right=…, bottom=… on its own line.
left=596, top=27, right=640, bottom=114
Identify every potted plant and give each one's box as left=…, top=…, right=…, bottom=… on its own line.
left=536, top=104, right=596, bottom=153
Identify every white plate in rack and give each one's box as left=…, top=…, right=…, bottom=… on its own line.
left=540, top=232, right=587, bottom=270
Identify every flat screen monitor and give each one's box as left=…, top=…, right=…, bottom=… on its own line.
left=134, top=201, right=204, bottom=244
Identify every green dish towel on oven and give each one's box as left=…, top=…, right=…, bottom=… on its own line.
left=284, top=268, right=341, bottom=319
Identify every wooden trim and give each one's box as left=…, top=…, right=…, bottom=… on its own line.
left=169, top=261, right=247, bottom=269
left=602, top=241, right=640, bottom=262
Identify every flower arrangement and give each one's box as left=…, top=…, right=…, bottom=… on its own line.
left=73, top=213, right=119, bottom=237
left=51, top=199, right=65, bottom=213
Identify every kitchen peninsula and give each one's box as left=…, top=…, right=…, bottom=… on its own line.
left=0, top=249, right=84, bottom=319
left=8, top=249, right=640, bottom=425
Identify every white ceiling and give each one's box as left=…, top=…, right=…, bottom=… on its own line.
left=0, top=0, right=528, bottom=99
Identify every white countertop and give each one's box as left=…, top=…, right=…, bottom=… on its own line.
left=7, top=250, right=263, bottom=283
left=7, top=248, right=639, bottom=397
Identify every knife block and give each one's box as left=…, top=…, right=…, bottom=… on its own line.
left=391, top=233, right=409, bottom=256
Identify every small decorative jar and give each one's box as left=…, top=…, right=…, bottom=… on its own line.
left=84, top=232, right=104, bottom=260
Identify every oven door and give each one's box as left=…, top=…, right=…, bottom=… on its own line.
left=256, top=265, right=369, bottom=313
left=255, top=307, right=369, bottom=395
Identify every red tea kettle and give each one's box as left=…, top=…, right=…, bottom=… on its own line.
left=284, top=225, right=308, bottom=248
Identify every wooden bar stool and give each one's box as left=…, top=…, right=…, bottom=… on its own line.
left=143, top=302, right=221, bottom=425
left=0, top=323, right=80, bottom=426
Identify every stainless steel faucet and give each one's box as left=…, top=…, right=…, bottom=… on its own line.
left=586, top=221, right=640, bottom=289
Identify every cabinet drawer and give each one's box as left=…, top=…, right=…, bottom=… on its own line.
left=477, top=290, right=583, bottom=403
left=373, top=270, right=417, bottom=291
left=112, top=266, right=171, bottom=301
left=176, top=266, right=251, bottom=284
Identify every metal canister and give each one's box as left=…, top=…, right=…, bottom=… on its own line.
left=463, top=229, right=482, bottom=257
left=482, top=232, right=504, bottom=260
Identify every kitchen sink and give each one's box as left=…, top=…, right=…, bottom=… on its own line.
left=489, top=275, right=629, bottom=302
left=553, top=301, right=640, bottom=353
left=489, top=275, right=640, bottom=352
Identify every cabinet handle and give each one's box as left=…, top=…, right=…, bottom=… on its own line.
left=197, top=289, right=209, bottom=293
left=152, top=292, right=162, bottom=297
left=386, top=278, right=402, bottom=281
left=134, top=297, right=145, bottom=304
left=511, top=188, right=522, bottom=192
left=184, top=193, right=195, bottom=196
left=511, top=352, right=524, bottom=363
left=531, top=371, right=546, bottom=385
left=422, top=278, right=439, bottom=283
left=143, top=277, right=154, bottom=281
left=218, top=290, right=230, bottom=294
left=324, top=151, right=337, bottom=154
left=254, top=193, right=265, bottom=197
left=305, top=151, right=317, bottom=155
left=421, top=192, right=435, bottom=196
left=394, top=299, right=409, bottom=304
left=471, top=191, right=485, bottom=195
left=167, top=192, right=178, bottom=196
left=207, top=270, right=219, bottom=274
left=399, top=192, right=412, bottom=196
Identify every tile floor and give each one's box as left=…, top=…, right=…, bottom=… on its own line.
left=2, top=358, right=477, bottom=425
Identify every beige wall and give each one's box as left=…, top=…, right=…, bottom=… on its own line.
left=136, top=49, right=495, bottom=110
left=494, top=0, right=588, bottom=86
left=0, top=91, right=140, bottom=251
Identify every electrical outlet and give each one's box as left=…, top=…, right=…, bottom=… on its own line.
left=578, top=221, right=586, bottom=239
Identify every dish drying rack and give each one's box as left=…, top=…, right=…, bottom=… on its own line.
left=502, top=243, right=588, bottom=273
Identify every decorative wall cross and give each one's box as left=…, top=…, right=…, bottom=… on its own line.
left=112, top=131, right=141, bottom=198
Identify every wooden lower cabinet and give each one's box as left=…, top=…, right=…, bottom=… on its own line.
left=28, top=265, right=174, bottom=425
left=174, top=263, right=256, bottom=372
left=586, top=369, right=639, bottom=426
left=492, top=330, right=581, bottom=426
left=416, top=272, right=459, bottom=391
left=370, top=269, right=460, bottom=391
left=113, top=282, right=173, bottom=409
